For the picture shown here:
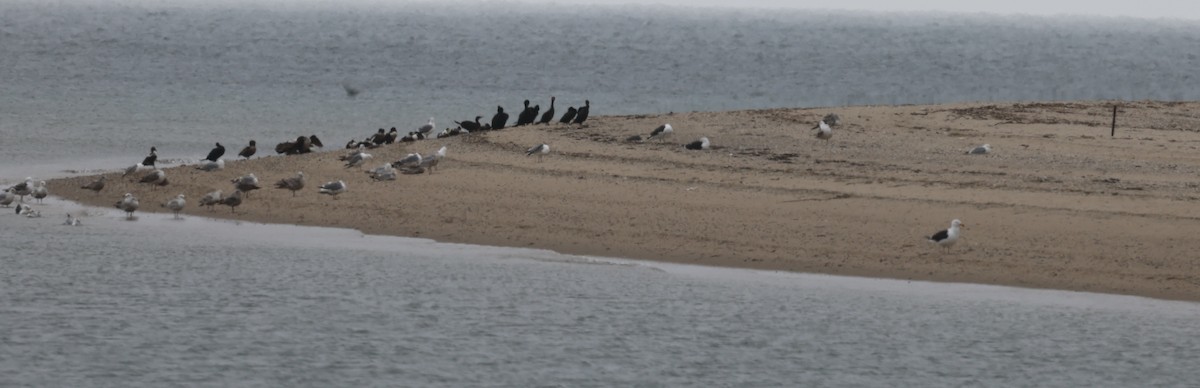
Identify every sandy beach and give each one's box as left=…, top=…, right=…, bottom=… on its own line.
left=47, top=100, right=1200, bottom=302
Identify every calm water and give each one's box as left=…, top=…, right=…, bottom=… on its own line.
left=3, top=2, right=1200, bottom=386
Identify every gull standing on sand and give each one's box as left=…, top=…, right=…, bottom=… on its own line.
left=81, top=176, right=106, bottom=195
left=163, top=194, right=186, bottom=219
left=196, top=158, right=225, bottom=171
left=814, top=120, right=833, bottom=142
left=219, top=190, right=244, bottom=213
left=319, top=180, right=348, bottom=199
left=114, top=193, right=139, bottom=219
left=684, top=137, right=710, bottom=150
left=343, top=147, right=373, bottom=168
left=199, top=189, right=223, bottom=211
left=647, top=124, right=673, bottom=142
left=526, top=143, right=550, bottom=162
left=274, top=172, right=305, bottom=196
left=417, top=117, right=435, bottom=137
left=232, top=173, right=261, bottom=197
left=31, top=181, right=48, bottom=203
left=139, top=169, right=167, bottom=188
left=967, top=144, right=991, bottom=155
left=928, top=219, right=965, bottom=250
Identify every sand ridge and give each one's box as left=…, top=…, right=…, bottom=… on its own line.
left=49, top=100, right=1200, bottom=301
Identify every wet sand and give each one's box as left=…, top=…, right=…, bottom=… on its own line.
left=49, top=100, right=1200, bottom=302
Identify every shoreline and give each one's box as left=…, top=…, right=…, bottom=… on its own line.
left=48, top=100, right=1200, bottom=302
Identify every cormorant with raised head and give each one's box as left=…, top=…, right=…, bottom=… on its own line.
left=537, top=96, right=556, bottom=125
left=572, top=100, right=590, bottom=126
left=491, top=106, right=509, bottom=130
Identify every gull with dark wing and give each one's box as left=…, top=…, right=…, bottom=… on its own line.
left=10, top=177, right=33, bottom=201
left=684, top=137, right=710, bottom=150
left=647, top=124, right=673, bottom=142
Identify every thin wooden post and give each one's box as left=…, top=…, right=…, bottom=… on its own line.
left=1111, top=105, right=1117, bottom=137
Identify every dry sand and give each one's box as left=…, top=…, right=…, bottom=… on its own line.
left=49, top=100, right=1200, bottom=302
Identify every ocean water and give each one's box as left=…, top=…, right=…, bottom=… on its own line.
left=3, top=1, right=1200, bottom=385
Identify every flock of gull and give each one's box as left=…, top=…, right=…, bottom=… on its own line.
left=3, top=100, right=991, bottom=250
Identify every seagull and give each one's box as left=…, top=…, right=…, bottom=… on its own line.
left=141, top=146, right=158, bottom=168
left=80, top=176, right=107, bottom=195
left=15, top=203, right=32, bottom=216
left=163, top=193, right=186, bottom=219
left=231, top=173, right=261, bottom=196
left=0, top=189, right=13, bottom=207
left=10, top=177, right=33, bottom=201
left=367, top=163, right=397, bottom=181
left=684, top=137, right=710, bottom=150
left=139, top=169, right=167, bottom=188
left=417, top=117, right=435, bottom=137
left=274, top=172, right=305, bottom=196
left=219, top=190, right=243, bottom=213
left=928, top=219, right=966, bottom=250
left=31, top=181, right=48, bottom=203
left=319, top=180, right=348, bottom=199
left=343, top=148, right=373, bottom=168
left=392, top=153, right=422, bottom=168
left=122, top=163, right=144, bottom=179
left=434, top=145, right=447, bottom=160
left=114, top=192, right=139, bottom=219
left=967, top=144, right=991, bottom=155
left=239, top=140, right=257, bottom=159
left=526, top=143, right=550, bottom=162
left=205, top=142, right=226, bottom=162
left=814, top=120, right=833, bottom=141
left=196, top=159, right=225, bottom=171
left=199, top=189, right=223, bottom=211
left=64, top=213, right=82, bottom=226
left=647, top=124, right=673, bottom=142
